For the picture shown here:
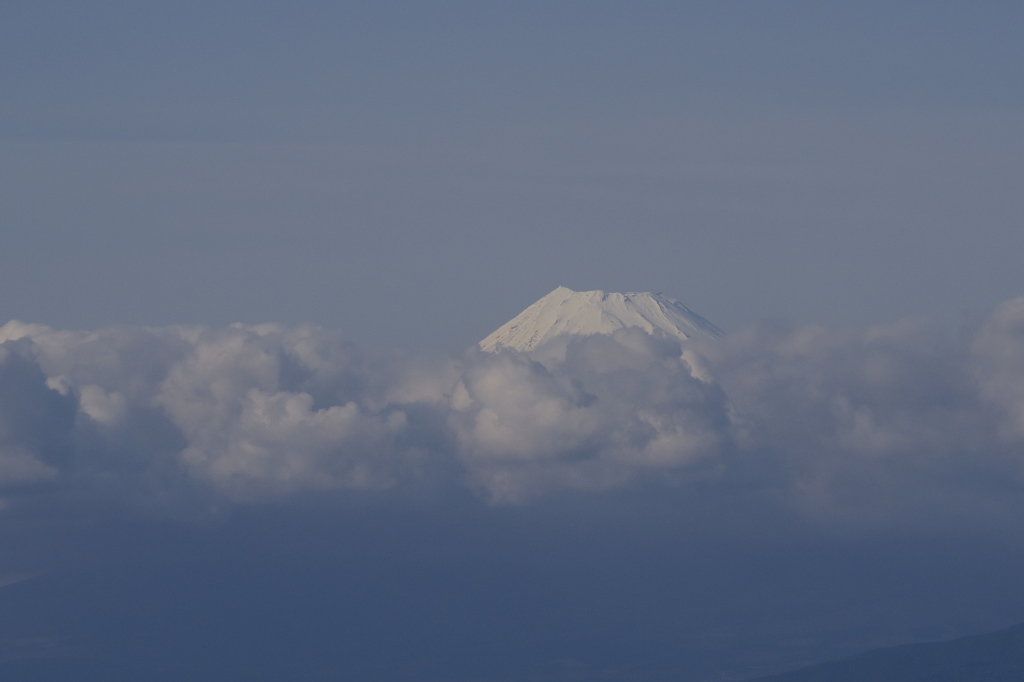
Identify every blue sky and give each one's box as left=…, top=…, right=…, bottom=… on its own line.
left=3, top=4, right=1024, bottom=680
left=3, top=2, right=1023, bottom=349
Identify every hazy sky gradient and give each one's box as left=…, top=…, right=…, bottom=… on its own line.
left=3, top=2, right=1023, bottom=349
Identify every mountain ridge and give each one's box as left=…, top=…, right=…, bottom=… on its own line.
left=749, top=621, right=1024, bottom=682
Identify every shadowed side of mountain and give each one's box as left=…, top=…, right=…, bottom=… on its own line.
left=752, top=622, right=1024, bottom=682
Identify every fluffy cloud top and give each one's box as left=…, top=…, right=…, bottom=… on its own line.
left=2, top=297, right=1024, bottom=525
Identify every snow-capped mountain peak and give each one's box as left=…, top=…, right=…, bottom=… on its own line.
left=480, top=286, right=723, bottom=352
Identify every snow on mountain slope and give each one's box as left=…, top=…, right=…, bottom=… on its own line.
left=480, top=286, right=723, bottom=352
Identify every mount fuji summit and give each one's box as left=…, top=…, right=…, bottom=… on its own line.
left=480, top=286, right=724, bottom=352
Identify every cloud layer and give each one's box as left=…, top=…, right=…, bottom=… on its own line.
left=2, top=298, right=1024, bottom=526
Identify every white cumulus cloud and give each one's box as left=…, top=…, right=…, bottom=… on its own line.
left=1, top=297, right=1024, bottom=529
